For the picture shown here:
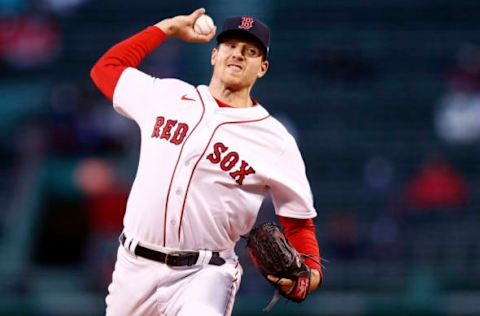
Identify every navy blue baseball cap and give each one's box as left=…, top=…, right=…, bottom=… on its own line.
left=216, top=16, right=271, bottom=57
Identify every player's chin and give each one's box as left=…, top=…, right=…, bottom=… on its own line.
left=222, top=75, right=245, bottom=89
left=224, top=72, right=256, bottom=88
left=222, top=69, right=244, bottom=80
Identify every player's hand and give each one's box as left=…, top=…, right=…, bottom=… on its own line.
left=267, top=269, right=322, bottom=293
left=155, top=8, right=216, bottom=43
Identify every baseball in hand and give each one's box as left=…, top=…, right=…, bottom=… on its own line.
left=193, top=14, right=215, bottom=35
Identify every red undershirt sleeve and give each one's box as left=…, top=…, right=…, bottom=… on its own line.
left=90, top=26, right=168, bottom=101
left=278, top=215, right=322, bottom=273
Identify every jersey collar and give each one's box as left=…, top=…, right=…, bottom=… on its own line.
left=196, top=85, right=269, bottom=120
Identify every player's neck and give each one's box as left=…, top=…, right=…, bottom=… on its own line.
left=208, top=81, right=253, bottom=108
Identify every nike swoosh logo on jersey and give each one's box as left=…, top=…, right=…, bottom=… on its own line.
left=181, top=94, right=195, bottom=101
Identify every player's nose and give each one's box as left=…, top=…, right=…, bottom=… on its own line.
left=230, top=47, right=245, bottom=60
left=231, top=54, right=245, bottom=62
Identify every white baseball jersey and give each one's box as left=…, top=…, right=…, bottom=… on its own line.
left=113, top=67, right=317, bottom=253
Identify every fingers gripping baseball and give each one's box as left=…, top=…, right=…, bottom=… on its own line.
left=155, top=8, right=216, bottom=43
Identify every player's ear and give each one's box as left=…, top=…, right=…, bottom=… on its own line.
left=257, top=60, right=269, bottom=78
left=211, top=47, right=218, bottom=66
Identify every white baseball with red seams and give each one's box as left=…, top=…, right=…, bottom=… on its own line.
left=194, top=14, right=215, bottom=35
left=114, top=68, right=316, bottom=252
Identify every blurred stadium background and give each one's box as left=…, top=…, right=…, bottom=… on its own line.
left=1, top=0, right=480, bottom=315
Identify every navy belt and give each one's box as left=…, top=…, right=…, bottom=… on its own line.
left=120, top=233, right=225, bottom=266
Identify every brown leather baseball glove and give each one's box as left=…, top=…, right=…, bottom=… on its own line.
left=246, top=222, right=312, bottom=309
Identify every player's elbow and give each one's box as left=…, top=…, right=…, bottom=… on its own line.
left=90, top=55, right=128, bottom=102
left=89, top=60, right=102, bottom=88
left=90, top=63, right=115, bottom=101
left=89, top=64, right=98, bottom=86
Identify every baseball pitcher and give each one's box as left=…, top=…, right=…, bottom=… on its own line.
left=90, top=8, right=323, bottom=315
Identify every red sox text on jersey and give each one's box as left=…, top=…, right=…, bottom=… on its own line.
left=151, top=116, right=189, bottom=145
left=150, top=116, right=255, bottom=185
left=206, top=142, right=255, bottom=185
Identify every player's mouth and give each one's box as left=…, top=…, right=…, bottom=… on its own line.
left=227, top=63, right=243, bottom=72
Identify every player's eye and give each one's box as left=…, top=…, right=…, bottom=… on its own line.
left=247, top=48, right=258, bottom=56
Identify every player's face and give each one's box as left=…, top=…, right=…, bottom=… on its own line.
left=210, top=38, right=269, bottom=90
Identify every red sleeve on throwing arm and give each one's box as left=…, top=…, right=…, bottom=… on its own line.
left=278, top=216, right=322, bottom=272
left=90, top=26, right=168, bottom=101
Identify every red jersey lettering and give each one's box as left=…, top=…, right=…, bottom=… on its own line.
left=160, top=119, right=178, bottom=140
left=151, top=117, right=189, bottom=146
left=229, top=160, right=255, bottom=185
left=151, top=116, right=165, bottom=138
left=170, top=123, right=189, bottom=145
left=207, top=142, right=228, bottom=164
left=220, top=152, right=239, bottom=171
left=207, top=142, right=255, bottom=185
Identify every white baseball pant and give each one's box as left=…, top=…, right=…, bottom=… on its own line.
left=106, top=245, right=242, bottom=316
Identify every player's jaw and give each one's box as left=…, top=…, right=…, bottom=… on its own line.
left=211, top=63, right=246, bottom=91
left=222, top=58, right=251, bottom=86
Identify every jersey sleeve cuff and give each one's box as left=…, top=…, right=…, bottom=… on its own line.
left=275, top=210, right=317, bottom=219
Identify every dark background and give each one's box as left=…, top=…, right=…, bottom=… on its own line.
left=1, top=0, right=480, bottom=315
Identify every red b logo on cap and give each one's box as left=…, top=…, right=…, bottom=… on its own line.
left=239, top=16, right=254, bottom=30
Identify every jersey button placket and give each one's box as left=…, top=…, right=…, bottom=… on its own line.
left=165, top=157, right=189, bottom=247
left=171, top=108, right=217, bottom=246
left=167, top=146, right=196, bottom=246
